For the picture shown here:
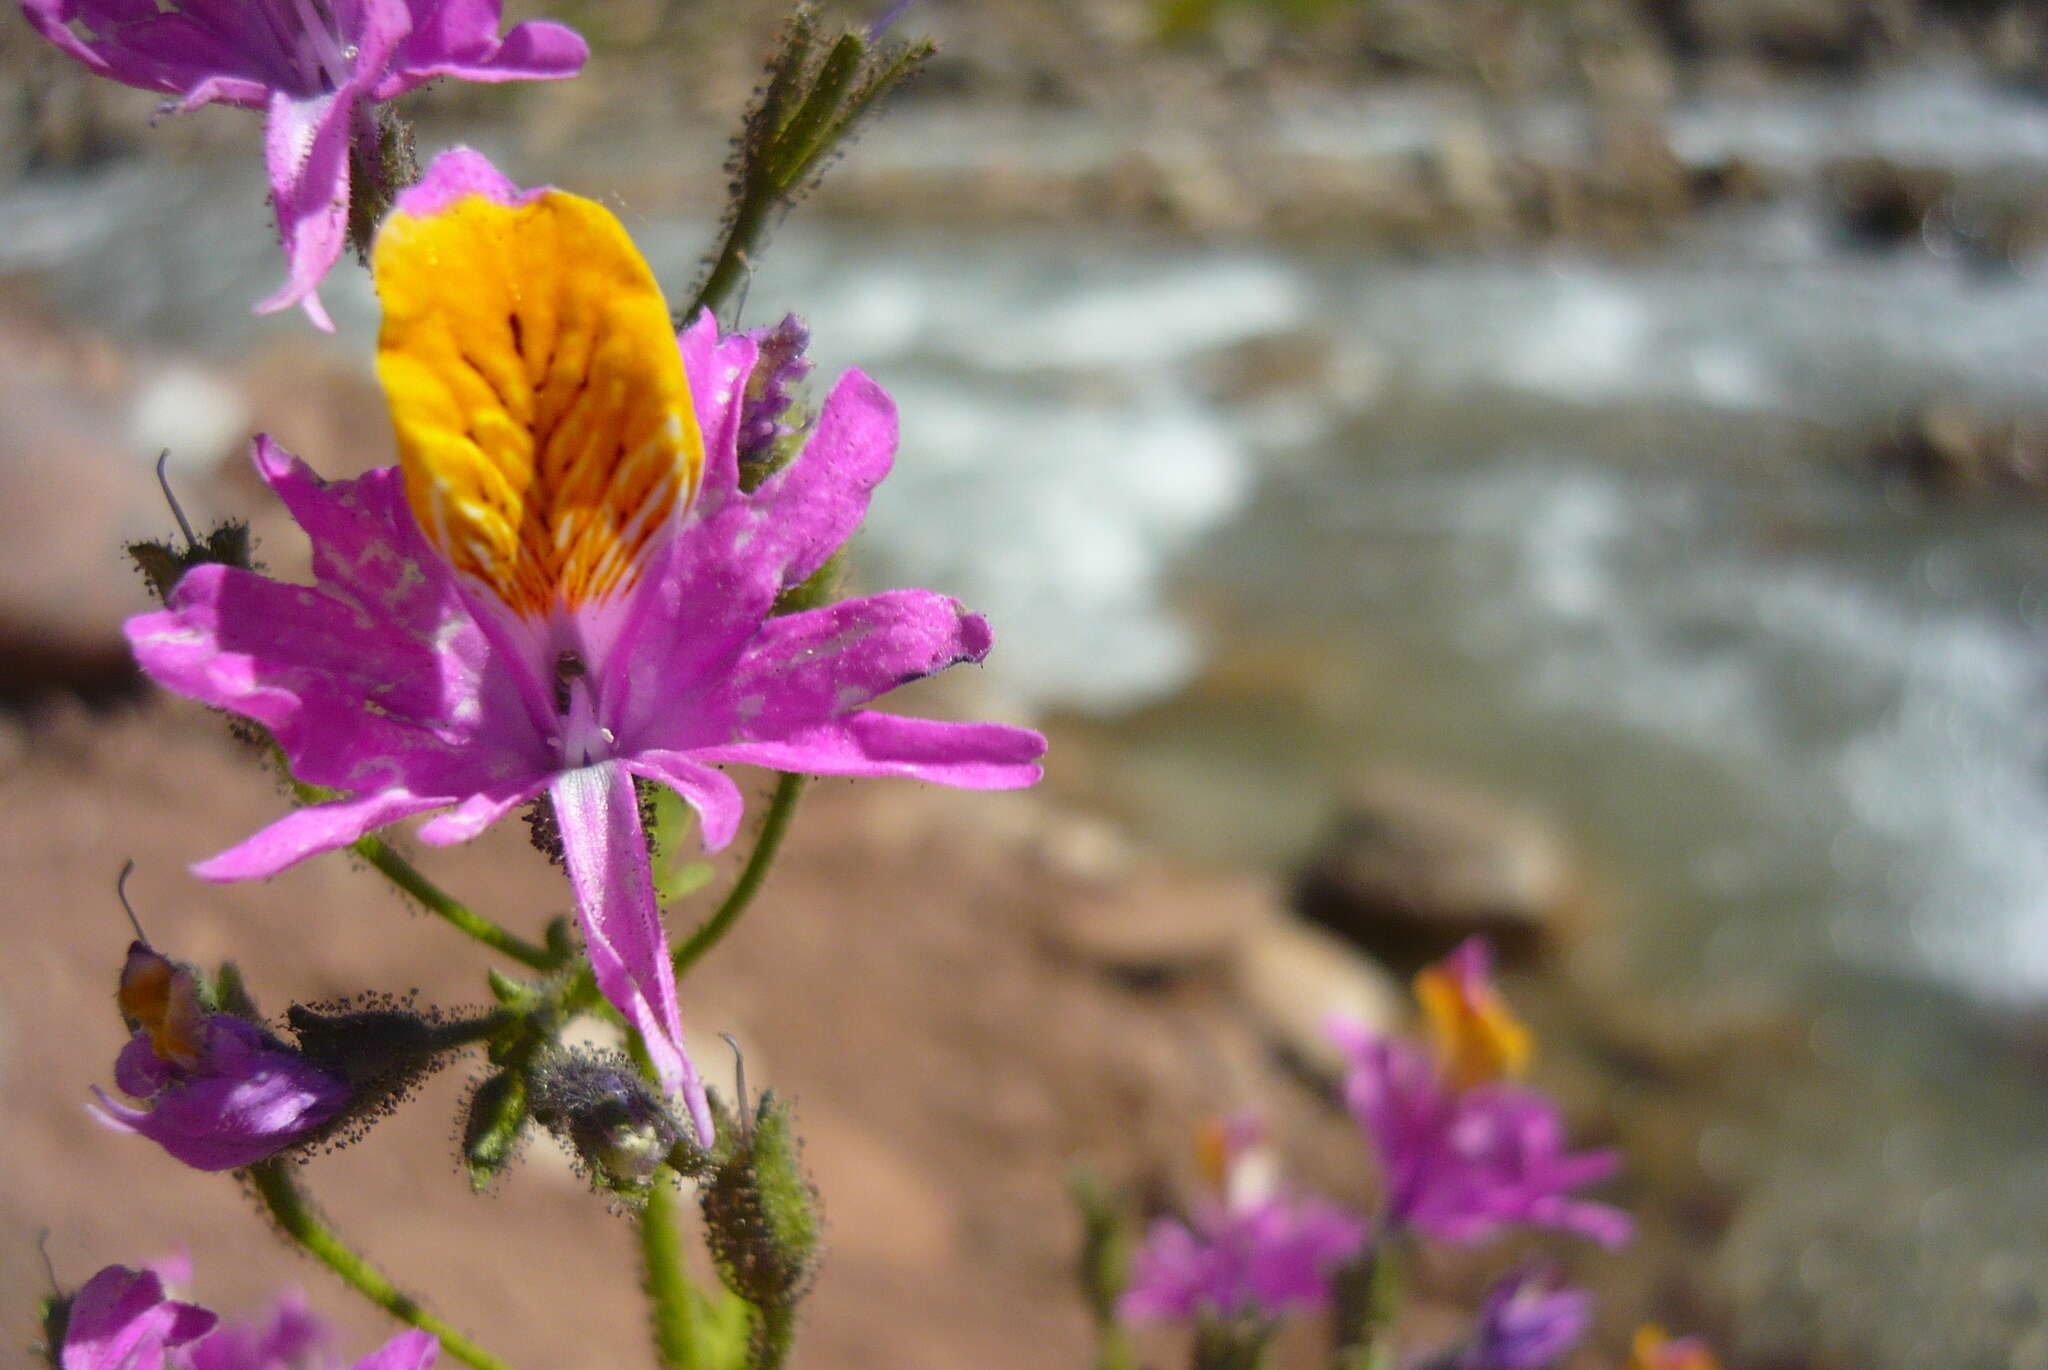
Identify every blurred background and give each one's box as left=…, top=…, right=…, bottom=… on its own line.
left=4, top=0, right=2048, bottom=1366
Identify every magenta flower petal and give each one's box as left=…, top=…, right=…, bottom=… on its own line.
left=413, top=775, right=552, bottom=847
left=192, top=790, right=447, bottom=882
left=1119, top=1196, right=1368, bottom=1325
left=61, top=1265, right=216, bottom=1370
left=388, top=143, right=539, bottom=218
left=348, top=1329, right=440, bottom=1370
left=622, top=751, right=746, bottom=852
left=252, top=89, right=354, bottom=330
left=184, top=1290, right=328, bottom=1370
left=670, top=588, right=992, bottom=747
left=387, top=0, right=588, bottom=90
left=552, top=761, right=714, bottom=1147
left=694, top=712, right=1046, bottom=788
left=1332, top=1030, right=1631, bottom=1250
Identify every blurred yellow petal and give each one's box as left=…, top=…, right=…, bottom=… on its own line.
left=374, top=184, right=702, bottom=618
left=1629, top=1325, right=1721, bottom=1370
left=1415, top=945, right=1531, bottom=1089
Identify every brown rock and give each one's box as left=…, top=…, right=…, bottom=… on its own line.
left=1872, top=400, right=2048, bottom=497
left=1293, top=768, right=1579, bottom=968
left=1042, top=864, right=1283, bottom=981
left=1234, top=916, right=1405, bottom=1078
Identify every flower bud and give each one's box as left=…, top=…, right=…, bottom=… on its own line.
left=700, top=1089, right=821, bottom=1311
left=737, top=313, right=813, bottom=472
left=529, top=1050, right=689, bottom=1198
left=462, top=1069, right=531, bottom=1191
left=285, top=999, right=463, bottom=1127
left=96, top=945, right=349, bottom=1171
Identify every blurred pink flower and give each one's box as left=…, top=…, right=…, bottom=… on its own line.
left=1328, top=943, right=1631, bottom=1249
left=1119, top=1114, right=1367, bottom=1325
left=61, top=1262, right=434, bottom=1370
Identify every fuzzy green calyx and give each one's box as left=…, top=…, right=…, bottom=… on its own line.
left=700, top=1089, right=821, bottom=1315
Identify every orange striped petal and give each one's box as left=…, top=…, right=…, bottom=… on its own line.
left=374, top=181, right=703, bottom=619
left=118, top=942, right=208, bottom=1069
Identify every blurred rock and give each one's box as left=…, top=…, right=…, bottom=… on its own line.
left=1042, top=864, right=1282, bottom=982
left=1293, top=769, right=1579, bottom=968
left=1871, top=399, right=2048, bottom=496
left=0, top=310, right=164, bottom=700
left=1827, top=156, right=1956, bottom=250
left=1234, top=916, right=1405, bottom=1077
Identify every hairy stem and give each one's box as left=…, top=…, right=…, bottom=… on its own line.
left=353, top=832, right=558, bottom=971
left=640, top=1169, right=715, bottom=1370
left=283, top=772, right=556, bottom=971
left=672, top=774, right=807, bottom=980
left=248, top=1160, right=517, bottom=1370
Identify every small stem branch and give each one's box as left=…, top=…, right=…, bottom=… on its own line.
left=353, top=832, right=558, bottom=971
left=673, top=774, right=807, bottom=980
left=248, top=1160, right=518, bottom=1370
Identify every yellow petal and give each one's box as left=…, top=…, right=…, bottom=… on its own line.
left=1415, top=955, right=1532, bottom=1089
left=374, top=184, right=703, bottom=619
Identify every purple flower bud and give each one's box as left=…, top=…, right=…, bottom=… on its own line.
left=92, top=1015, right=350, bottom=1172
left=737, top=314, right=815, bottom=466
left=1462, top=1266, right=1592, bottom=1370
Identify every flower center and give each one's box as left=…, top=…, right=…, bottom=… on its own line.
left=554, top=649, right=615, bottom=766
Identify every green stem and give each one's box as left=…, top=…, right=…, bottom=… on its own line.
left=641, top=1170, right=713, bottom=1370
left=686, top=177, right=777, bottom=326
left=284, top=772, right=556, bottom=972
left=352, top=832, right=558, bottom=971
left=247, top=1160, right=518, bottom=1370
left=672, top=774, right=807, bottom=980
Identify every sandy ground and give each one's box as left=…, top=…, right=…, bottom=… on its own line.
left=0, top=688, right=1371, bottom=1370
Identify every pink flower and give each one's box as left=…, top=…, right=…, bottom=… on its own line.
left=92, top=942, right=349, bottom=1171
left=19, top=1, right=588, bottom=330
left=59, top=1265, right=215, bottom=1370
left=125, top=149, right=1046, bottom=1149
left=94, top=1015, right=351, bottom=1171
left=1328, top=942, right=1629, bottom=1249
left=1119, top=1114, right=1368, bottom=1325
left=60, top=1262, right=434, bottom=1370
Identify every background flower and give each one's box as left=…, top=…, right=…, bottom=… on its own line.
left=18, top=0, right=587, bottom=328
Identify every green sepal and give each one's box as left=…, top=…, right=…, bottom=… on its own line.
left=463, top=1069, right=530, bottom=1191
left=486, top=967, right=531, bottom=1008
left=542, top=915, right=577, bottom=963
left=37, top=1291, right=72, bottom=1368
left=126, top=521, right=253, bottom=605
left=206, top=960, right=263, bottom=1021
